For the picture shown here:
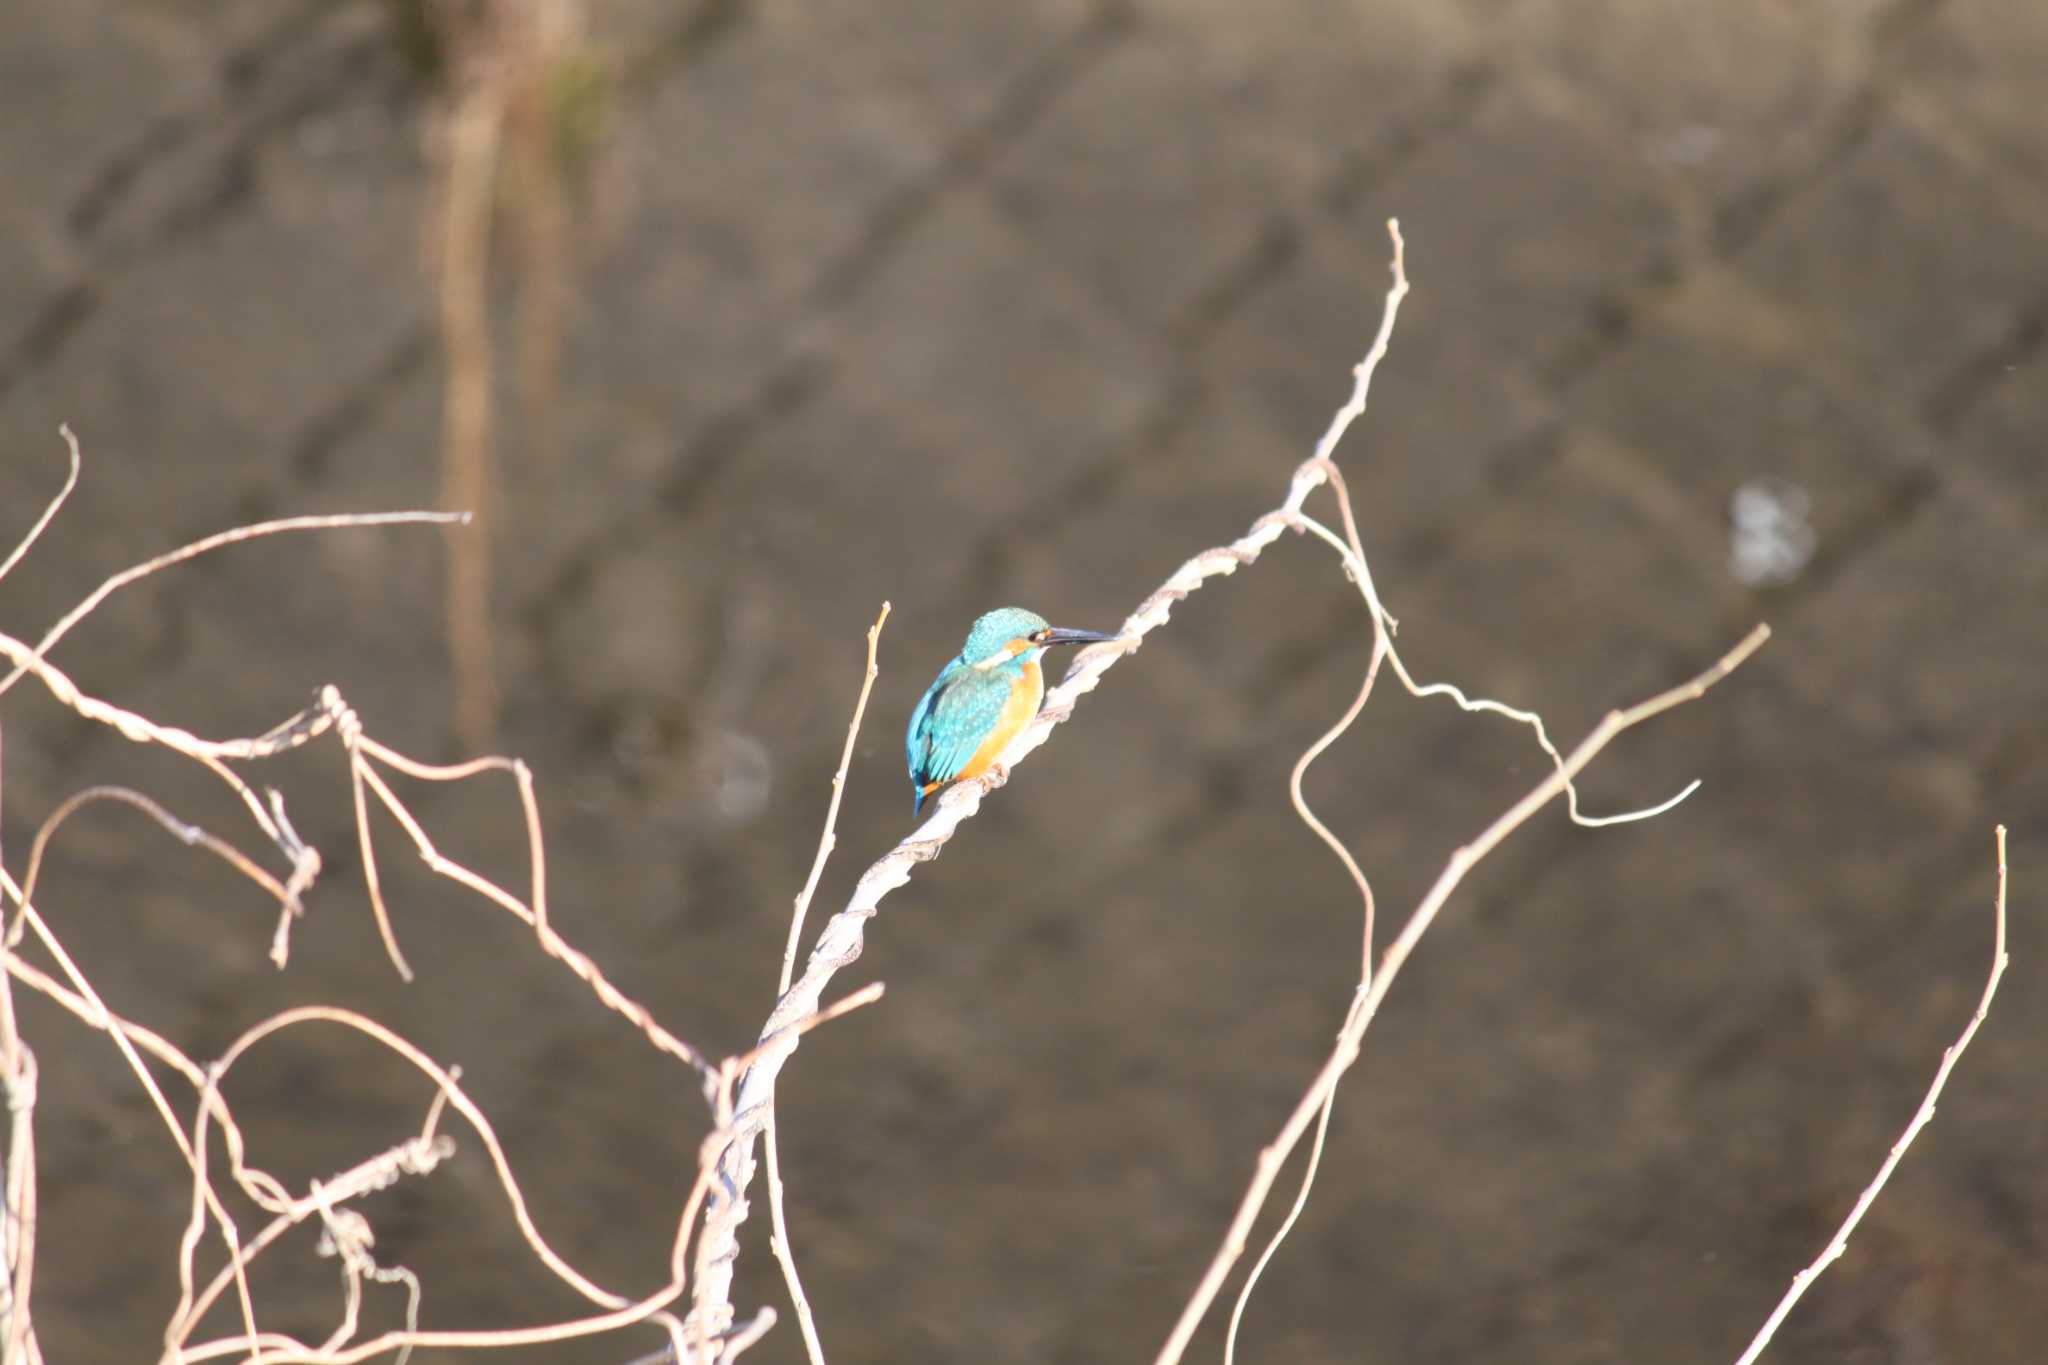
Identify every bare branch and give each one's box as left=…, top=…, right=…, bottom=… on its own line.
left=731, top=984, right=885, bottom=1076
left=0, top=785, right=859, bottom=1365
left=0, top=1045, right=38, bottom=1365
left=340, top=714, right=716, bottom=1083
left=0, top=207, right=1985, bottom=1365
left=780, top=603, right=891, bottom=997
left=0, top=873, right=266, bottom=1350
left=10, top=787, right=299, bottom=949
left=1729, top=825, right=2011, bottom=1365
left=1290, top=498, right=1702, bottom=827
left=716, top=1307, right=777, bottom=1365
left=1222, top=992, right=1357, bottom=1365
left=1221, top=462, right=1389, bottom=1363
left=684, top=217, right=1419, bottom=1343
left=1285, top=460, right=1386, bottom=982
left=0, top=508, right=467, bottom=703
left=0, top=719, right=41, bottom=1365
left=0, top=437, right=753, bottom=1362
left=0, top=619, right=717, bottom=1083
left=1219, top=417, right=1726, bottom=1354
left=1154, top=623, right=1771, bottom=1365
left=765, top=601, right=891, bottom=1365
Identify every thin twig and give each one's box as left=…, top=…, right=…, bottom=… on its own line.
left=0, top=641, right=717, bottom=1076
left=1729, top=825, right=2010, bottom=1365
left=1153, top=623, right=1771, bottom=1365
left=1, top=1047, right=36, bottom=1365
left=179, top=1132, right=456, bottom=1349
left=761, top=1114, right=812, bottom=1360
left=0, top=629, right=307, bottom=871
left=0, top=507, right=716, bottom=1074
left=1221, top=419, right=1719, bottom=1353
left=0, top=959, right=205, bottom=1090
left=0, top=485, right=477, bottom=922
left=10, top=787, right=296, bottom=949
left=0, top=814, right=710, bottom=1364
left=1290, top=496, right=1702, bottom=827
left=0, top=721, right=14, bottom=1077
left=717, top=1307, right=778, bottom=1365
left=344, top=723, right=716, bottom=1083
left=1222, top=988, right=1363, bottom=1365
left=348, top=754, right=414, bottom=981
left=0, top=439, right=760, bottom=1361
left=160, top=1002, right=708, bottom=1364
left=0, top=875, right=264, bottom=1350
left=780, top=603, right=891, bottom=997
left=0, top=718, right=14, bottom=1358
left=1285, top=461, right=1386, bottom=982
left=0, top=720, right=40, bottom=1365
left=1220, top=461, right=1391, bottom=1361
left=0, top=430, right=80, bottom=588
left=731, top=984, right=886, bottom=1076
left=765, top=602, right=891, bottom=1365
left=0, top=509, right=468, bottom=703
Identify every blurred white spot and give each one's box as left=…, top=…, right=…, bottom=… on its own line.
left=1730, top=479, right=1816, bottom=587
left=703, top=730, right=773, bottom=825
left=1650, top=124, right=1723, bottom=167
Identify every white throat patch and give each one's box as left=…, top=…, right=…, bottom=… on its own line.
left=971, top=645, right=1045, bottom=670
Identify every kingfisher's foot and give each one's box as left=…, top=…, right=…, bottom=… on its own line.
left=980, top=763, right=1011, bottom=792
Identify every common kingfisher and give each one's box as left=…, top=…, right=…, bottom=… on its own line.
left=905, top=607, right=1118, bottom=817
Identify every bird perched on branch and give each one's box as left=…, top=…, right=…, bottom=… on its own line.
left=906, top=607, right=1118, bottom=817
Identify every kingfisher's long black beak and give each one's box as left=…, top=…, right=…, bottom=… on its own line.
left=1036, top=626, right=1120, bottom=648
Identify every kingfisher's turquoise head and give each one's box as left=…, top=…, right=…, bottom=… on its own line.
left=905, top=606, right=1119, bottom=817
left=962, top=607, right=1052, bottom=667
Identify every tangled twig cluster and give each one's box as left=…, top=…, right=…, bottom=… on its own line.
left=0, top=225, right=2009, bottom=1365
left=0, top=430, right=853, bottom=1364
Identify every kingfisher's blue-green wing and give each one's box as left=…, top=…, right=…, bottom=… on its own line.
left=923, top=675, right=1010, bottom=784
left=907, top=665, right=1010, bottom=806
left=906, top=669, right=945, bottom=789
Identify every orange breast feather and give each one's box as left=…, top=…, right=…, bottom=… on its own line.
left=951, top=658, right=1042, bottom=787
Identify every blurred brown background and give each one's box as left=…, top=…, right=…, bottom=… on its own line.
left=2, top=0, right=2043, bottom=1361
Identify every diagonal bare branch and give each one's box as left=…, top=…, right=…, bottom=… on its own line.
left=1155, top=622, right=1772, bottom=1364
left=1729, top=825, right=2010, bottom=1365
left=0, top=506, right=467, bottom=703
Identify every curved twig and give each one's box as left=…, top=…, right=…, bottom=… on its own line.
left=0, top=428, right=81, bottom=587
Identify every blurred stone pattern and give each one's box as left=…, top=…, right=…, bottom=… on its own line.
left=0, top=1, right=2042, bottom=1361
